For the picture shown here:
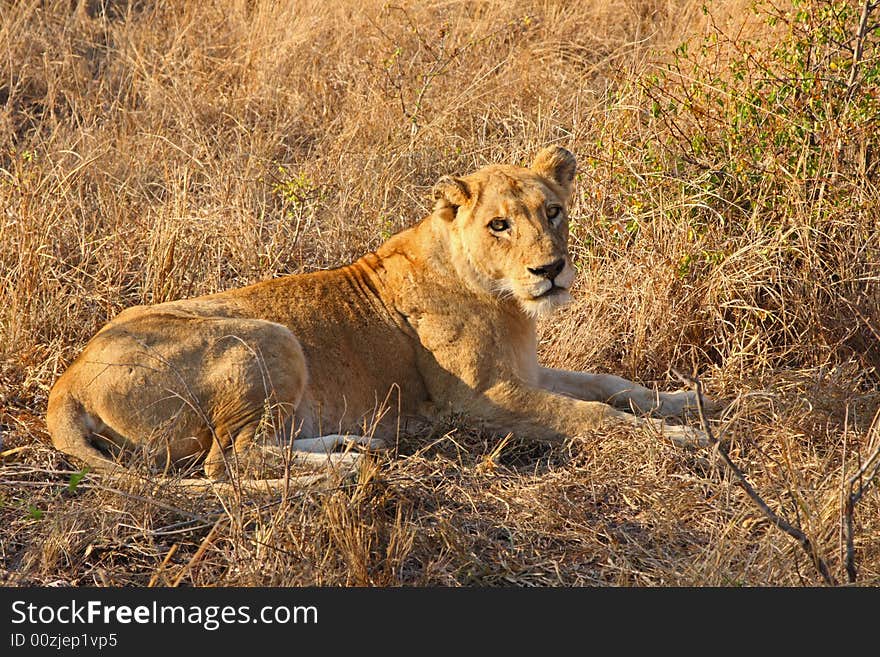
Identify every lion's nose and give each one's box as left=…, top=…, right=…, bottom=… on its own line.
left=528, top=259, right=565, bottom=281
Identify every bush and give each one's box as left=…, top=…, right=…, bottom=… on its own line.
left=581, top=0, right=880, bottom=375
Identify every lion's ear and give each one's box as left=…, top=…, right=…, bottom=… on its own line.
left=531, top=146, right=577, bottom=200
left=432, top=175, right=471, bottom=220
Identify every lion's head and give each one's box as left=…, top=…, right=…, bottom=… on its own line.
left=432, top=145, right=577, bottom=318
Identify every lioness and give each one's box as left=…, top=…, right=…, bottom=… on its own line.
left=47, top=146, right=708, bottom=489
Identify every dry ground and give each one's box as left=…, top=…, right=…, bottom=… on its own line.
left=1, top=0, right=879, bottom=586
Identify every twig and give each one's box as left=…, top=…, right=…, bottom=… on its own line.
left=147, top=543, right=179, bottom=588
left=844, top=1, right=877, bottom=103
left=672, top=369, right=837, bottom=586
left=171, top=520, right=223, bottom=587
left=844, top=407, right=880, bottom=583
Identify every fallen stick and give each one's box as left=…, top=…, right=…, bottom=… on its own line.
left=148, top=543, right=179, bottom=588
left=171, top=521, right=223, bottom=587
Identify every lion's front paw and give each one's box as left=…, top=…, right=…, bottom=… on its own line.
left=659, top=390, right=720, bottom=416
left=662, top=423, right=710, bottom=448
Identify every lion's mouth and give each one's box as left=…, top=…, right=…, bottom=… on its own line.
left=532, top=285, right=568, bottom=300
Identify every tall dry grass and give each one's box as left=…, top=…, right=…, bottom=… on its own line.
left=1, top=0, right=879, bottom=586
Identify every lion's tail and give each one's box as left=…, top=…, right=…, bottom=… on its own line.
left=46, top=391, right=125, bottom=476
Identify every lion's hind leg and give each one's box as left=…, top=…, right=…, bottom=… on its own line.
left=174, top=435, right=386, bottom=495
left=293, top=434, right=388, bottom=453
left=254, top=433, right=388, bottom=478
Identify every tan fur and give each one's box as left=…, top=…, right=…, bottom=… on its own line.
left=47, top=146, right=709, bottom=488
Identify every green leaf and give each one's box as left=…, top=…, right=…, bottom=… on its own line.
left=68, top=468, right=88, bottom=493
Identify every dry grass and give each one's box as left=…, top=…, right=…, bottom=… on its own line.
left=2, top=0, right=879, bottom=586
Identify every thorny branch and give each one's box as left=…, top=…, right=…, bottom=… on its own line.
left=844, top=407, right=880, bottom=583
left=672, top=369, right=837, bottom=586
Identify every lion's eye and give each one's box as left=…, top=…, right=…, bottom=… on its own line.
left=489, top=218, right=510, bottom=232
left=546, top=205, right=562, bottom=222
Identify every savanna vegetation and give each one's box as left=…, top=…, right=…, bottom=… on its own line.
left=1, top=0, right=879, bottom=586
